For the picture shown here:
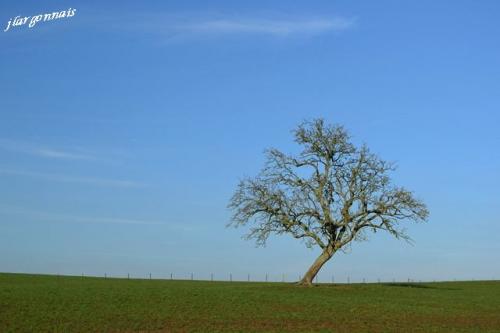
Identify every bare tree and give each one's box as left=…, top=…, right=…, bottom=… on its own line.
left=228, top=119, right=429, bottom=286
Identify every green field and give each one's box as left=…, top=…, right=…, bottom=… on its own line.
left=1, top=273, right=499, bottom=332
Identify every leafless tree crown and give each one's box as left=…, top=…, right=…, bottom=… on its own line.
left=228, top=119, right=429, bottom=252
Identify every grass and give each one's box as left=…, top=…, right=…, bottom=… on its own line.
left=1, top=273, right=500, bottom=332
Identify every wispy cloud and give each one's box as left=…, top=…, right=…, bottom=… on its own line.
left=0, top=168, right=147, bottom=188
left=173, top=17, right=355, bottom=37
left=0, top=205, right=164, bottom=226
left=0, top=205, right=199, bottom=232
left=109, top=12, right=356, bottom=41
left=33, top=148, right=94, bottom=160
left=0, top=139, right=96, bottom=161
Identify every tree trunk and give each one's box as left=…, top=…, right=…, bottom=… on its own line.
left=298, top=245, right=335, bottom=286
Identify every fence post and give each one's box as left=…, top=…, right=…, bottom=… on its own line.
left=265, top=273, right=268, bottom=282
left=170, top=273, right=173, bottom=280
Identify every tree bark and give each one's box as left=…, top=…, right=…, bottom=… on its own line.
left=298, top=245, right=335, bottom=286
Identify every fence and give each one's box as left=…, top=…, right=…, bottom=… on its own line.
left=70, top=272, right=494, bottom=284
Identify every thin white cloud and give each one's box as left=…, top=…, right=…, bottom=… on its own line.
left=34, top=148, right=93, bottom=160
left=109, top=12, right=356, bottom=41
left=0, top=205, right=198, bottom=232
left=0, top=168, right=147, bottom=188
left=0, top=139, right=96, bottom=161
left=175, top=17, right=355, bottom=37
left=0, top=205, right=163, bottom=226
left=38, top=212, right=164, bottom=226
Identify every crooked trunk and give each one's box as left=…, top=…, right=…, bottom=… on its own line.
left=299, top=245, right=335, bottom=286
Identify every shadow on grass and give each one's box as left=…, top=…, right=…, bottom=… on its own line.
left=383, top=283, right=460, bottom=291
left=305, top=282, right=460, bottom=291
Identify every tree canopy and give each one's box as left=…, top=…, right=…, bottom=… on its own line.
left=228, top=119, right=429, bottom=285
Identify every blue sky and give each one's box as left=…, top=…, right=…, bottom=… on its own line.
left=1, top=0, right=499, bottom=282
